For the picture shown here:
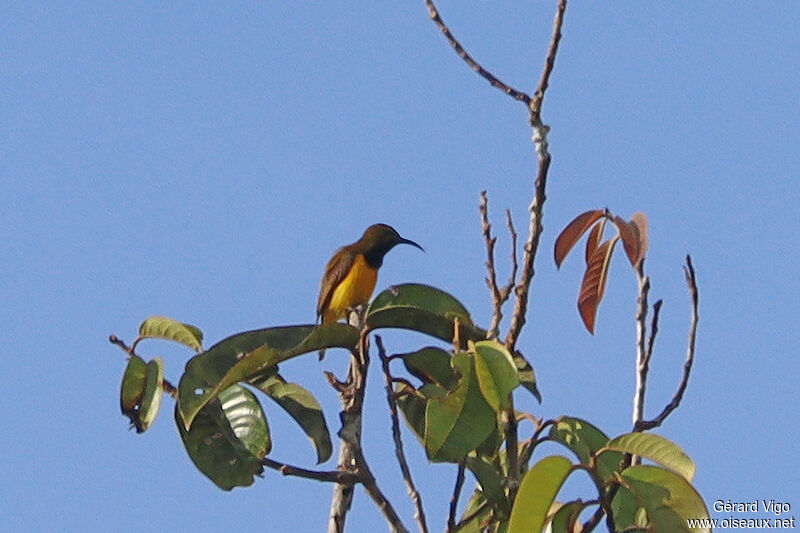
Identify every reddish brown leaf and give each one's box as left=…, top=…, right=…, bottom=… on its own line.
left=585, top=217, right=607, bottom=265
left=630, top=212, right=648, bottom=265
left=578, top=236, right=619, bottom=334
left=554, top=209, right=606, bottom=269
left=613, top=216, right=640, bottom=268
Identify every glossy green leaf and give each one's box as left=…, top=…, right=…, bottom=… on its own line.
left=508, top=455, right=573, bottom=533
left=175, top=384, right=269, bottom=490
left=366, top=283, right=486, bottom=347
left=513, top=351, right=542, bottom=403
left=611, top=465, right=710, bottom=533
left=178, top=323, right=358, bottom=429
left=425, top=353, right=496, bottom=462
left=138, top=316, right=204, bottom=352
left=605, top=432, right=695, bottom=481
left=252, top=373, right=332, bottom=464
left=473, top=340, right=519, bottom=412
left=136, top=358, right=164, bottom=433
left=548, top=500, right=588, bottom=533
left=549, top=416, right=624, bottom=484
left=466, top=454, right=510, bottom=518
left=120, top=355, right=147, bottom=423
left=401, top=347, right=458, bottom=389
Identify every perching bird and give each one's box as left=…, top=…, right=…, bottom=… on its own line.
left=317, top=224, right=423, bottom=357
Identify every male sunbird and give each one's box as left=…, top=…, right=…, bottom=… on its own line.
left=317, top=223, right=423, bottom=328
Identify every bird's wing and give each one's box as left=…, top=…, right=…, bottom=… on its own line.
left=316, top=247, right=354, bottom=321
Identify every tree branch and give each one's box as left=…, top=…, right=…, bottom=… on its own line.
left=376, top=336, right=428, bottom=533
left=423, top=0, right=531, bottom=105
left=262, top=457, right=359, bottom=485
left=446, top=464, right=466, bottom=533
left=637, top=256, right=699, bottom=431
left=327, top=310, right=369, bottom=533
left=631, top=260, right=652, bottom=436
left=504, top=0, right=568, bottom=352
left=481, top=191, right=514, bottom=339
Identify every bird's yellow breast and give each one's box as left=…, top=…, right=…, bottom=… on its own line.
left=323, top=254, right=378, bottom=323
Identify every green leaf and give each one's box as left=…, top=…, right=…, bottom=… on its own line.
left=472, top=340, right=519, bottom=412
left=136, top=357, right=165, bottom=433
left=611, top=465, right=710, bottom=533
left=251, top=373, right=332, bottom=464
left=120, top=355, right=147, bottom=422
left=175, top=384, right=269, bottom=491
left=605, top=432, right=695, bottom=481
left=424, top=353, right=496, bottom=462
left=465, top=454, right=510, bottom=519
left=549, top=416, right=624, bottom=484
left=508, top=455, right=573, bottom=533
left=459, top=489, right=493, bottom=533
left=513, top=351, right=542, bottom=403
left=138, top=316, right=203, bottom=352
left=366, top=283, right=486, bottom=347
left=548, top=500, right=588, bottom=533
left=178, top=323, right=358, bottom=429
left=401, top=347, right=458, bottom=389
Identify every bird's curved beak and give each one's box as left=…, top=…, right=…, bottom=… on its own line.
left=399, top=237, right=424, bottom=252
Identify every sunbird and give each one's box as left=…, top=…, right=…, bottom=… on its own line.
left=317, top=223, right=423, bottom=330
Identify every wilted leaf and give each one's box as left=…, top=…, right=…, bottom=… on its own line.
left=555, top=209, right=606, bottom=268
left=508, top=455, right=573, bottom=533
left=175, top=384, right=269, bottom=491
left=605, top=432, right=695, bottom=482
left=401, top=347, right=458, bottom=389
left=425, top=353, right=496, bottom=462
left=578, top=236, right=619, bottom=333
left=138, top=316, right=203, bottom=352
left=252, top=373, right=332, bottom=464
left=472, top=340, right=519, bottom=412
left=366, top=283, right=486, bottom=347
left=549, top=417, right=624, bottom=484
left=611, top=465, right=710, bottom=533
left=178, top=324, right=358, bottom=429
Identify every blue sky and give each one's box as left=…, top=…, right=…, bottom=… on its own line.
left=2, top=2, right=798, bottom=531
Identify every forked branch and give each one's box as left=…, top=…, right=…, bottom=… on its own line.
left=637, top=256, right=699, bottom=431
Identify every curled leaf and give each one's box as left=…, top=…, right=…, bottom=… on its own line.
left=138, top=316, right=203, bottom=352
left=614, top=212, right=649, bottom=268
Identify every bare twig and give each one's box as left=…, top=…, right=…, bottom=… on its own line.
left=328, top=312, right=368, bottom=533
left=481, top=191, right=514, bottom=339
left=637, top=256, right=699, bottom=431
left=504, top=0, right=568, bottom=352
left=631, top=260, right=652, bottom=435
left=376, top=336, right=428, bottom=533
left=352, top=445, right=411, bottom=533
left=328, top=311, right=409, bottom=533
left=423, top=0, right=531, bottom=105
left=446, top=464, right=466, bottom=533
left=262, top=457, right=359, bottom=485
left=530, top=0, right=568, bottom=124
left=505, top=209, right=519, bottom=293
